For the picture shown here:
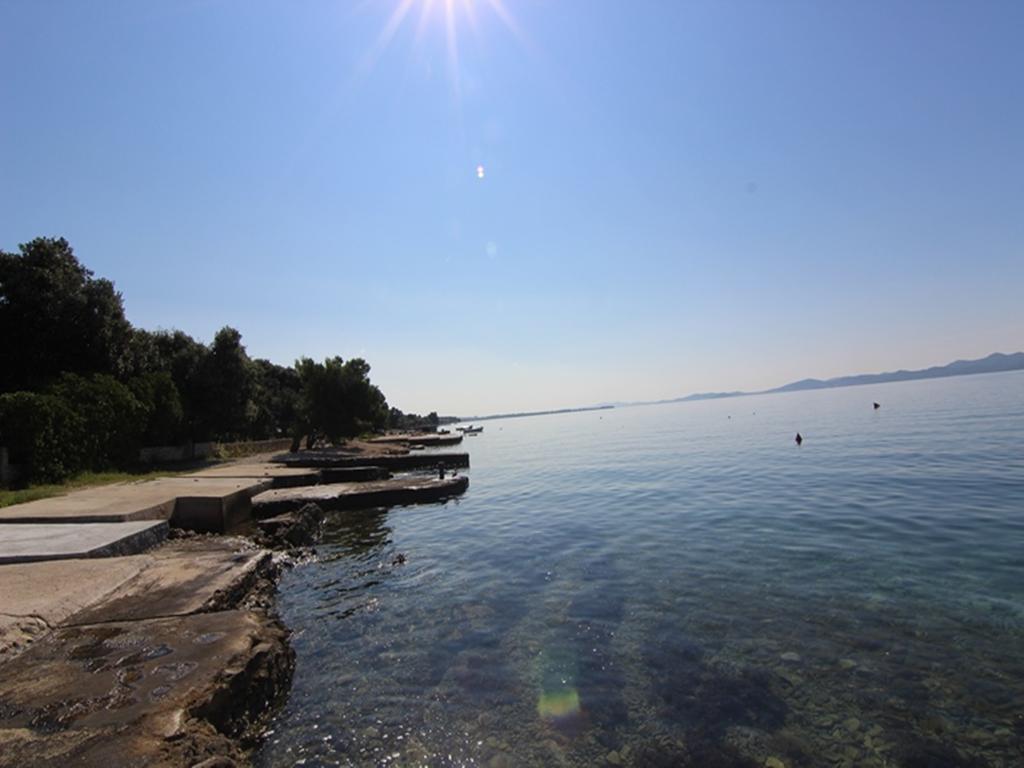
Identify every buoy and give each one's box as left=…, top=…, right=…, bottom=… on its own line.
left=795, top=432, right=803, bottom=446
left=873, top=402, right=881, bottom=410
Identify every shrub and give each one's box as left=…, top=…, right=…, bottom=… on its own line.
left=0, top=391, right=85, bottom=483
left=48, top=373, right=145, bottom=470
left=129, top=372, right=184, bottom=445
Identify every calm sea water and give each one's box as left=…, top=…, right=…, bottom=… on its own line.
left=256, top=371, right=1024, bottom=768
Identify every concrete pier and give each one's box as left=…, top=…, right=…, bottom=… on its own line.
left=369, top=433, right=464, bottom=447
left=252, top=475, right=469, bottom=517
left=274, top=450, right=470, bottom=471
left=183, top=462, right=321, bottom=488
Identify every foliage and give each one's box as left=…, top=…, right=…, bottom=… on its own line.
left=47, top=373, right=145, bottom=470
left=0, top=236, right=421, bottom=485
left=296, top=356, right=388, bottom=444
left=190, top=327, right=253, bottom=441
left=0, top=391, right=84, bottom=483
left=248, top=359, right=301, bottom=439
left=0, top=237, right=131, bottom=392
left=128, top=372, right=184, bottom=445
left=387, top=407, right=440, bottom=431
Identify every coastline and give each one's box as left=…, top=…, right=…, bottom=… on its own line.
left=0, top=437, right=469, bottom=767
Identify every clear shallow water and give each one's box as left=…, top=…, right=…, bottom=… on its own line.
left=256, top=372, right=1024, bottom=768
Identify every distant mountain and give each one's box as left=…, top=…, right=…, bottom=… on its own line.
left=665, top=352, right=1024, bottom=404
left=453, top=353, right=1024, bottom=422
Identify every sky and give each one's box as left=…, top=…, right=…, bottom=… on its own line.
left=1, top=0, right=1021, bottom=416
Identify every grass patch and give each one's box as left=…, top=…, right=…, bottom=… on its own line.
left=0, top=469, right=191, bottom=508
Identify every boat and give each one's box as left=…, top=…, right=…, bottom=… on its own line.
left=462, top=426, right=483, bottom=434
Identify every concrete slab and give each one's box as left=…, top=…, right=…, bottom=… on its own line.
left=369, top=433, right=464, bottom=447
left=319, top=465, right=391, bottom=483
left=0, top=477, right=271, bottom=533
left=183, top=463, right=321, bottom=488
left=0, top=610, right=292, bottom=768
left=274, top=450, right=470, bottom=471
left=0, top=556, right=149, bottom=663
left=252, top=474, right=469, bottom=517
left=0, top=521, right=168, bottom=565
left=0, top=539, right=271, bottom=664
left=68, top=541, right=270, bottom=625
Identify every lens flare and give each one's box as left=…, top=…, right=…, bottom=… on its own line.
left=537, top=688, right=581, bottom=720
left=476, top=164, right=485, bottom=179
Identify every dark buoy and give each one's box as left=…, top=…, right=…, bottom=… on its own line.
left=392, top=553, right=406, bottom=566
left=873, top=402, right=881, bottom=410
left=795, top=432, right=803, bottom=446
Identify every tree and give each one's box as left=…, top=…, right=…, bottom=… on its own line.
left=48, top=373, right=144, bottom=469
left=129, top=372, right=184, bottom=445
left=190, top=326, right=253, bottom=440
left=0, top=237, right=131, bottom=392
left=247, top=359, right=301, bottom=439
left=295, top=356, right=388, bottom=445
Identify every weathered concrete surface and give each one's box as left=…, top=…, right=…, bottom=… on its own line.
left=0, top=521, right=169, bottom=565
left=68, top=541, right=272, bottom=625
left=0, top=557, right=150, bottom=664
left=184, top=463, right=321, bottom=489
left=0, top=477, right=271, bottom=533
left=253, top=475, right=469, bottom=517
left=369, top=433, right=464, bottom=447
left=319, top=465, right=391, bottom=484
left=274, top=450, right=470, bottom=471
left=0, top=609, right=293, bottom=768
left=0, top=540, right=272, bottom=662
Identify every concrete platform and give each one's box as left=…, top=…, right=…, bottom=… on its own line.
left=0, top=540, right=271, bottom=663
left=319, top=465, right=391, bottom=483
left=0, top=610, right=291, bottom=768
left=0, top=477, right=272, bottom=533
left=369, top=433, right=464, bottom=447
left=0, top=521, right=168, bottom=565
left=252, top=474, right=469, bottom=517
left=183, top=462, right=321, bottom=488
left=274, top=450, right=470, bottom=471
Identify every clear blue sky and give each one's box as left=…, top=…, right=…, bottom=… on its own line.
left=2, top=1, right=1021, bottom=415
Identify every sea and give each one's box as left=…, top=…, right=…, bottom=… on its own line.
left=255, top=370, right=1024, bottom=768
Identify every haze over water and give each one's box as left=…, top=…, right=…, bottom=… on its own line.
left=257, top=371, right=1024, bottom=767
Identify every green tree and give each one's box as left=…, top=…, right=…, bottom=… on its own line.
left=48, top=373, right=144, bottom=469
left=295, top=356, right=388, bottom=444
left=0, top=237, right=131, bottom=392
left=248, top=359, right=301, bottom=439
left=0, top=391, right=84, bottom=483
left=129, top=372, right=184, bottom=445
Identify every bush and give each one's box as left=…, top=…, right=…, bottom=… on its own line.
left=48, top=373, right=145, bottom=470
left=129, top=372, right=184, bottom=445
left=0, top=391, right=85, bottom=483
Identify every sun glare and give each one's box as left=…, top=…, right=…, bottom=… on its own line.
left=364, top=0, right=524, bottom=94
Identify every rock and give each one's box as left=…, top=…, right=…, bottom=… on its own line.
left=255, top=503, right=324, bottom=547
left=838, top=658, right=857, bottom=670
left=191, top=759, right=238, bottom=768
left=765, top=758, right=786, bottom=768
left=844, top=717, right=861, bottom=732
left=606, top=750, right=623, bottom=765
left=780, top=652, right=802, bottom=663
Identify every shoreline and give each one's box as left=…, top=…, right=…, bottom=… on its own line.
left=0, top=438, right=471, bottom=767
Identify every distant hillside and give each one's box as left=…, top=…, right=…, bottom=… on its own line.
left=667, top=352, right=1024, bottom=403
left=455, top=405, right=615, bottom=422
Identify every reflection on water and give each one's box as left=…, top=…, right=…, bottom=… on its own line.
left=256, top=372, right=1024, bottom=767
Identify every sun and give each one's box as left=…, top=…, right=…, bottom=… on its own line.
left=363, top=0, right=523, bottom=95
